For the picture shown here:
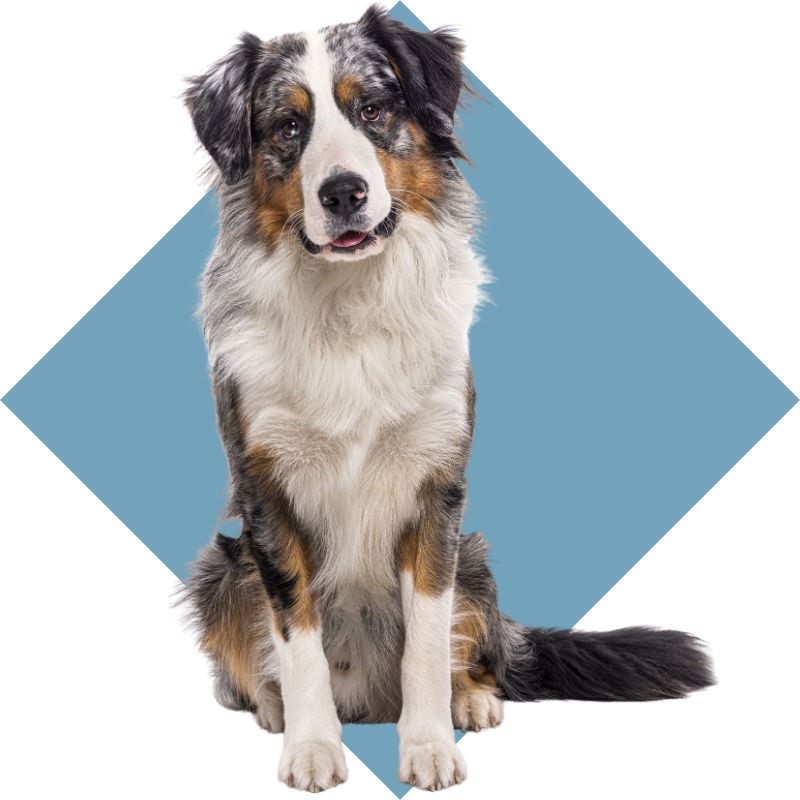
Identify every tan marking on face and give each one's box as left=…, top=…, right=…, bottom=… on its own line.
left=245, top=445, right=320, bottom=633
left=334, top=74, right=363, bottom=108
left=252, top=152, right=304, bottom=247
left=285, top=84, right=311, bottom=117
left=376, top=122, right=441, bottom=219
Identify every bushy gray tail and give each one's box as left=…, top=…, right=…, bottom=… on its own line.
left=497, top=619, right=715, bottom=702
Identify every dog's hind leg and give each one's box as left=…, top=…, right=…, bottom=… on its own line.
left=451, top=532, right=504, bottom=732
left=253, top=679, right=285, bottom=733
left=212, top=665, right=252, bottom=711
left=451, top=609, right=504, bottom=732
left=212, top=666, right=285, bottom=733
left=182, top=532, right=284, bottom=729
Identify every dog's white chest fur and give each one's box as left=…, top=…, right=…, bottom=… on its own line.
left=207, top=216, right=485, bottom=593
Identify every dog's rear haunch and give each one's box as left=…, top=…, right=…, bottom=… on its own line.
left=181, top=4, right=714, bottom=792
left=185, top=531, right=712, bottom=712
left=180, top=529, right=712, bottom=790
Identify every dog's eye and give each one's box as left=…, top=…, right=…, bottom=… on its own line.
left=281, top=119, right=300, bottom=140
left=360, top=105, right=382, bottom=122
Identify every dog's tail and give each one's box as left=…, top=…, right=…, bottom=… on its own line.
left=495, top=617, right=715, bottom=702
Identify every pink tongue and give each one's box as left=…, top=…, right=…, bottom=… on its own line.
left=330, top=230, right=367, bottom=248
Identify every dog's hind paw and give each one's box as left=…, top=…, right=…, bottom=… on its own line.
left=279, top=739, right=348, bottom=792
left=452, top=684, right=504, bottom=732
left=253, top=682, right=285, bottom=733
left=255, top=700, right=285, bottom=733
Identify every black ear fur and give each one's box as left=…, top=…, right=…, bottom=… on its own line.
left=360, top=4, right=467, bottom=159
left=184, top=33, right=264, bottom=184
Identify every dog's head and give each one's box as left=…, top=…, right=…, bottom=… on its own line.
left=185, top=5, right=466, bottom=262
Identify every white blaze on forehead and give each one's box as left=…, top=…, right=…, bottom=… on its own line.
left=299, top=30, right=392, bottom=246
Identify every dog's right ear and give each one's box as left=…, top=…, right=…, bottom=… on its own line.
left=184, top=33, right=264, bottom=185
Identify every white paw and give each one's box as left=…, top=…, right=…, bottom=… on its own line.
left=279, top=739, right=348, bottom=792
left=452, top=688, right=504, bottom=732
left=399, top=738, right=467, bottom=791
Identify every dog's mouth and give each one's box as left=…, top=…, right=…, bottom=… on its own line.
left=300, top=205, right=398, bottom=258
left=329, top=229, right=376, bottom=253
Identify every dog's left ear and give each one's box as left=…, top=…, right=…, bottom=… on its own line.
left=360, top=5, right=467, bottom=159
left=184, top=33, right=264, bottom=184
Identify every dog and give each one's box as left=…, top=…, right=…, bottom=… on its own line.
left=181, top=5, right=714, bottom=792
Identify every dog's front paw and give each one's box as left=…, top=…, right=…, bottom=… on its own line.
left=399, top=738, right=466, bottom=791
left=279, top=739, right=347, bottom=792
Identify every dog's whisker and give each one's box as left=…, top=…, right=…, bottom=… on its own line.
left=391, top=188, right=437, bottom=214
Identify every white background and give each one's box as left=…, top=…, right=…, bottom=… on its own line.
left=1, top=1, right=798, bottom=797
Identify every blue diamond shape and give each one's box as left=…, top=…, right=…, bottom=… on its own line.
left=3, top=3, right=795, bottom=795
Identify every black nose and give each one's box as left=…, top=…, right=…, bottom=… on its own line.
left=318, top=173, right=368, bottom=217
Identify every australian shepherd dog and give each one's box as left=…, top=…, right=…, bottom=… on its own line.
left=181, top=5, right=713, bottom=792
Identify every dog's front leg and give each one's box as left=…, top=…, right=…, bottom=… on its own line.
left=273, top=621, right=345, bottom=792
left=397, top=475, right=467, bottom=790
left=246, top=448, right=346, bottom=793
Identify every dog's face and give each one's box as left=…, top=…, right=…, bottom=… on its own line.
left=185, top=5, right=465, bottom=262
